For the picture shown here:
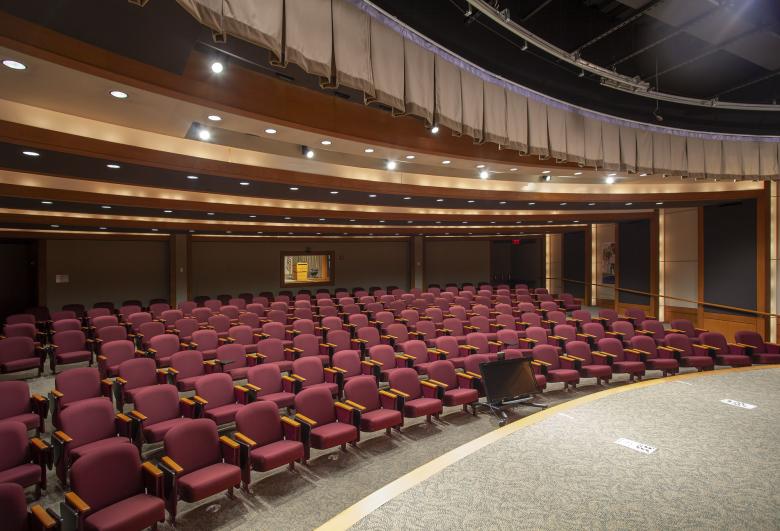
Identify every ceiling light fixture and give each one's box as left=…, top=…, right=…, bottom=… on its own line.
left=499, top=201, right=507, bottom=205
left=625, top=202, right=633, bottom=206
left=239, top=181, right=250, bottom=186
left=41, top=200, right=52, bottom=205
left=109, top=90, right=128, bottom=99
left=442, top=160, right=451, bottom=165
left=560, top=202, right=567, bottom=206
left=2, top=59, right=26, bottom=70
left=605, top=176, right=616, bottom=184
left=99, top=227, right=107, bottom=230
left=656, top=202, right=664, bottom=205
left=542, top=170, right=551, bottom=174
left=640, top=173, right=648, bottom=177
left=163, top=210, right=173, bottom=213
left=197, top=128, right=211, bottom=141
left=403, top=196, right=411, bottom=200
left=101, top=205, right=111, bottom=209
left=405, top=155, right=415, bottom=160
left=207, top=115, right=222, bottom=121
left=289, top=187, right=299, bottom=191
left=479, top=170, right=489, bottom=179
left=207, top=212, right=214, bottom=216
left=368, top=194, right=377, bottom=198
left=588, top=202, right=596, bottom=206
left=386, top=160, right=397, bottom=170
left=249, top=215, right=256, bottom=218
left=528, top=202, right=536, bottom=206
left=302, top=145, right=315, bottom=159
left=210, top=61, right=224, bottom=74
left=284, top=216, right=291, bottom=220
left=510, top=168, right=518, bottom=171
left=265, top=128, right=277, bottom=134
left=106, top=163, right=120, bottom=169
left=436, top=198, right=444, bottom=202
left=467, top=200, right=475, bottom=203
left=187, top=175, right=199, bottom=180
left=574, top=171, right=582, bottom=175
left=364, top=148, right=374, bottom=153
left=22, top=151, right=40, bottom=157
left=430, top=125, right=440, bottom=134
left=330, top=191, right=339, bottom=195
left=50, top=224, right=59, bottom=228
left=476, top=164, right=485, bottom=169
left=320, top=139, right=332, bottom=145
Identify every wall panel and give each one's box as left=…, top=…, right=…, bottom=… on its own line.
left=424, top=240, right=490, bottom=288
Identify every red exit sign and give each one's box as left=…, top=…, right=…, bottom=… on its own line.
left=511, top=239, right=521, bottom=245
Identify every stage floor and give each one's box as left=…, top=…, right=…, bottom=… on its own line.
left=324, top=366, right=780, bottom=530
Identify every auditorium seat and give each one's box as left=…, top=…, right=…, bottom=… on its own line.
left=166, top=350, right=212, bottom=392
left=51, top=318, right=82, bottom=334
left=596, top=337, right=645, bottom=382
left=129, top=384, right=194, bottom=445
left=233, top=401, right=305, bottom=488
left=246, top=364, right=296, bottom=409
left=0, top=482, right=57, bottom=531
left=664, top=333, right=715, bottom=371
left=190, top=329, right=220, bottom=360
left=50, top=330, right=93, bottom=373
left=258, top=322, right=292, bottom=347
left=145, top=333, right=186, bottom=367
left=637, top=320, right=670, bottom=345
left=531, top=344, right=580, bottom=391
left=137, top=321, right=166, bottom=350
left=171, top=317, right=200, bottom=343
left=0, top=421, right=48, bottom=496
left=387, top=368, right=443, bottom=423
left=195, top=373, right=253, bottom=427
left=227, top=325, right=260, bottom=354
left=208, top=314, right=232, bottom=339
left=288, top=357, right=338, bottom=397
left=330, top=350, right=365, bottom=389
left=426, top=360, right=479, bottom=414
left=293, top=333, right=330, bottom=366
left=565, top=341, right=612, bottom=385
left=440, top=317, right=468, bottom=343
left=696, top=332, right=752, bottom=367
left=4, top=323, right=45, bottom=348
left=214, top=343, right=259, bottom=381
left=50, top=368, right=112, bottom=430
left=125, top=312, right=151, bottom=333
left=160, top=418, right=241, bottom=524
left=159, top=309, right=183, bottom=326
left=594, top=309, right=618, bottom=327
left=0, top=337, right=45, bottom=377
left=622, top=308, right=656, bottom=326
left=366, top=344, right=407, bottom=382
left=609, top=320, right=636, bottom=345
left=627, top=336, right=679, bottom=377
left=402, top=338, right=440, bottom=373
left=114, top=357, right=165, bottom=411
left=0, top=381, right=48, bottom=434
left=257, top=338, right=294, bottom=373
left=178, top=301, right=198, bottom=316
left=733, top=331, right=780, bottom=364
left=191, top=307, right=212, bottom=325
left=669, top=319, right=707, bottom=343
left=294, top=386, right=359, bottom=458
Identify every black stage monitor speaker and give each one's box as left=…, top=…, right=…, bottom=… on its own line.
left=480, top=356, right=540, bottom=404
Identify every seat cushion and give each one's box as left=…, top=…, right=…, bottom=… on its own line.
left=310, top=422, right=358, bottom=449
left=716, top=355, right=751, bottom=367
left=645, top=358, right=679, bottom=371
left=266, top=360, right=294, bottom=373
left=580, top=364, right=612, bottom=378
left=303, top=382, right=339, bottom=397
left=360, top=408, right=402, bottom=432
left=1, top=412, right=39, bottom=431
left=681, top=356, right=715, bottom=369
left=0, top=463, right=40, bottom=488
left=447, top=357, right=467, bottom=370
left=379, top=367, right=403, bottom=382
left=201, top=349, right=217, bottom=360
left=612, top=361, right=645, bottom=375
left=227, top=366, right=249, bottom=380
left=249, top=440, right=304, bottom=471
left=259, top=392, right=296, bottom=409
left=177, top=463, right=241, bottom=502
left=534, top=374, right=547, bottom=390
left=84, top=493, right=164, bottom=531
left=204, top=403, right=243, bottom=426
left=70, top=437, right=132, bottom=461
left=403, top=397, right=442, bottom=418
left=176, top=375, right=203, bottom=392
left=753, top=353, right=780, bottom=364
left=546, top=368, right=580, bottom=384
left=57, top=350, right=92, bottom=364
left=1, top=357, right=40, bottom=372
left=443, top=388, right=478, bottom=407
left=142, top=417, right=192, bottom=444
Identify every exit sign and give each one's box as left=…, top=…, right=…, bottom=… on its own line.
left=512, top=239, right=521, bottom=245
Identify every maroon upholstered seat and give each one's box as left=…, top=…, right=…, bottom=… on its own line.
left=50, top=367, right=111, bottom=429
left=0, top=421, right=49, bottom=494
left=190, top=329, right=220, bottom=360
left=597, top=338, right=645, bottom=382
left=387, top=368, right=443, bottom=422
left=293, top=387, right=359, bottom=458
left=233, top=401, right=304, bottom=487
left=426, top=360, right=479, bottom=413
left=172, top=318, right=200, bottom=344
left=532, top=344, right=580, bottom=390
left=293, top=333, right=330, bottom=366
left=214, top=343, right=258, bottom=381
left=628, top=336, right=679, bottom=377
left=669, top=319, right=707, bottom=343
left=734, top=330, right=780, bottom=364
left=343, top=375, right=403, bottom=434
left=195, top=373, right=252, bottom=427
left=146, top=333, right=186, bottom=367
left=637, top=320, right=670, bottom=346
left=138, top=321, right=166, bottom=349
left=289, top=357, right=339, bottom=397
left=0, top=381, right=48, bottom=434
left=0, top=337, right=45, bottom=377
left=167, top=350, right=211, bottom=392
left=365, top=344, right=406, bottom=381
left=52, top=318, right=82, bottom=334
left=565, top=341, right=612, bottom=385
left=246, top=364, right=297, bottom=409
left=115, top=357, right=164, bottom=410
left=161, top=418, right=241, bottom=523
left=51, top=330, right=92, bottom=373
left=131, top=384, right=193, bottom=444
left=697, top=332, right=751, bottom=367
left=664, top=333, right=715, bottom=371
left=257, top=338, right=294, bottom=373
left=1, top=482, right=58, bottom=531
left=96, top=339, right=135, bottom=378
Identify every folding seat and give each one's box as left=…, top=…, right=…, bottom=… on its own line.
left=493, top=303, right=513, bottom=317
left=50, top=367, right=112, bottom=429
left=143, top=333, right=186, bottom=367
left=246, top=303, right=265, bottom=317
left=1, top=482, right=59, bottom=531
left=353, top=326, right=391, bottom=356
left=372, top=310, right=396, bottom=330
left=0, top=381, right=48, bottom=434
left=126, top=383, right=194, bottom=446
left=319, top=316, right=344, bottom=340
left=593, top=309, right=619, bottom=327
left=118, top=305, right=143, bottom=322
left=293, top=386, right=359, bottom=458
left=257, top=338, right=294, bottom=373
left=420, top=293, right=435, bottom=305
left=402, top=338, right=444, bottom=373
left=428, top=361, right=480, bottom=414
left=204, top=299, right=222, bottom=312
left=5, top=314, right=36, bottom=327
left=322, top=329, right=352, bottom=358
left=557, top=293, right=582, bottom=311
left=245, top=364, right=296, bottom=409
left=538, top=302, right=562, bottom=319
left=125, top=312, right=152, bottom=334
left=596, top=337, right=645, bottom=382
left=220, top=306, right=242, bottom=321
left=329, top=350, right=367, bottom=389
left=265, top=309, right=288, bottom=327
left=565, top=341, right=612, bottom=385
left=3, top=323, right=45, bottom=347
left=492, top=314, right=525, bottom=338
left=359, top=295, right=376, bottom=308
left=208, top=314, right=232, bottom=339
left=290, top=333, right=330, bottom=366
left=519, top=312, right=548, bottom=332
left=318, top=305, right=339, bottom=319
left=531, top=344, right=580, bottom=391
left=516, top=295, right=534, bottom=306
left=50, top=330, right=93, bottom=373
left=52, top=310, right=78, bottom=324
left=669, top=319, right=707, bottom=343
left=609, top=320, right=637, bottom=345
left=287, top=357, right=339, bottom=397
left=387, top=368, right=444, bottom=423
left=568, top=309, right=592, bottom=328
left=0, top=337, right=46, bottom=377
left=159, top=309, right=183, bottom=327
left=91, top=315, right=119, bottom=336
left=460, top=354, right=490, bottom=396
left=464, top=332, right=503, bottom=361
left=549, top=324, right=584, bottom=349
left=431, top=298, right=450, bottom=311
left=254, top=295, right=271, bottom=307
left=537, top=294, right=556, bottom=305
left=374, top=289, right=388, bottom=298
left=149, top=302, right=171, bottom=318
left=114, top=357, right=166, bottom=411
left=292, top=307, right=314, bottom=322
left=627, top=335, right=679, bottom=377
left=621, top=308, right=656, bottom=326
left=697, top=332, right=752, bottom=367
left=444, top=285, right=459, bottom=295
left=190, top=329, right=220, bottom=360
left=663, top=333, right=715, bottom=371
left=195, top=373, right=254, bottom=426
left=191, top=307, right=212, bottom=325
left=214, top=343, right=259, bottom=380
left=270, top=301, right=289, bottom=314
left=171, top=317, right=200, bottom=343
left=365, top=344, right=408, bottom=382
left=400, top=293, right=415, bottom=305
left=295, top=293, right=311, bottom=302
left=166, top=350, right=212, bottom=392
left=160, top=418, right=241, bottom=524
left=316, top=291, right=332, bottom=301
left=233, top=401, right=305, bottom=488
left=579, top=322, right=605, bottom=348
left=516, top=326, right=555, bottom=354
left=93, top=302, right=115, bottom=313
left=440, top=317, right=468, bottom=343
left=257, top=322, right=293, bottom=348
left=93, top=325, right=129, bottom=356
left=53, top=398, right=133, bottom=486
left=635, top=319, right=669, bottom=346
left=353, top=289, right=369, bottom=299
left=341, top=375, right=403, bottom=437
left=229, top=298, right=246, bottom=310
left=387, top=299, right=406, bottom=316
left=494, top=329, right=528, bottom=358
left=543, top=310, right=568, bottom=329
left=137, top=321, right=167, bottom=349
left=227, top=325, right=259, bottom=354
left=178, top=301, right=198, bottom=316
left=731, top=331, right=780, bottom=364
left=0, top=421, right=49, bottom=497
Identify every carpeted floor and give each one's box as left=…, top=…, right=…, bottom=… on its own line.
left=348, top=367, right=780, bottom=531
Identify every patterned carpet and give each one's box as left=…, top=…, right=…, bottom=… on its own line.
left=348, top=367, right=780, bottom=531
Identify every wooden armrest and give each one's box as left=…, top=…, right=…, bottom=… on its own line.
left=166, top=367, right=179, bottom=375
left=335, top=401, right=354, bottom=412
left=220, top=435, right=239, bottom=449
left=465, top=371, right=482, bottom=378
left=390, top=388, right=411, bottom=398
left=130, top=410, right=148, bottom=421
left=192, top=395, right=208, bottom=405
left=180, top=397, right=195, bottom=406
left=420, top=380, right=439, bottom=389
left=734, top=343, right=755, bottom=348
left=51, top=389, right=64, bottom=398
left=281, top=416, right=300, bottom=427
left=234, top=432, right=257, bottom=446
left=592, top=352, right=607, bottom=358
left=245, top=383, right=261, bottom=392
left=115, top=377, right=128, bottom=384
left=65, top=491, right=90, bottom=513
left=54, top=430, right=73, bottom=443
left=331, top=366, right=348, bottom=373
left=234, top=385, right=249, bottom=392
left=31, top=437, right=48, bottom=450
left=294, top=413, right=318, bottom=426
left=533, top=359, right=552, bottom=366
left=378, top=390, right=397, bottom=399
left=142, top=461, right=162, bottom=477
left=694, top=344, right=719, bottom=350
left=291, top=373, right=306, bottom=381
left=324, top=367, right=338, bottom=374
left=116, top=413, right=132, bottom=423
left=427, top=379, right=449, bottom=388
left=30, top=504, right=57, bottom=528
left=345, top=400, right=367, bottom=410
left=161, top=456, right=183, bottom=474
left=281, top=375, right=296, bottom=382
left=548, top=335, right=566, bottom=340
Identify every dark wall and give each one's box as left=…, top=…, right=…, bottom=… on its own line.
left=618, top=220, right=651, bottom=305
left=702, top=200, right=757, bottom=315
left=511, top=238, right=543, bottom=289
left=562, top=231, right=586, bottom=298
left=0, top=241, right=37, bottom=321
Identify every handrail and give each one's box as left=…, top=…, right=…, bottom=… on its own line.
left=546, top=277, right=778, bottom=318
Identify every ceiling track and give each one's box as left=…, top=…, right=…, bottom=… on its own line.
left=463, top=0, right=780, bottom=112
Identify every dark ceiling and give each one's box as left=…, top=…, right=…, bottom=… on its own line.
left=1, top=0, right=778, bottom=134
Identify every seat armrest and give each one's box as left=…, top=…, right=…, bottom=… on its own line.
left=294, top=413, right=318, bottom=427
left=281, top=416, right=302, bottom=441
left=219, top=435, right=240, bottom=465
left=142, top=461, right=163, bottom=497
left=29, top=504, right=58, bottom=530
left=65, top=491, right=90, bottom=514
left=421, top=380, right=444, bottom=400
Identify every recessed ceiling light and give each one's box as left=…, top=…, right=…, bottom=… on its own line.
left=462, top=221, right=468, bottom=224
left=436, top=221, right=442, bottom=224
left=189, top=230, right=196, bottom=233
left=364, top=148, right=374, bottom=153
left=430, top=126, right=440, bottom=134
left=468, top=232, right=472, bottom=235
left=479, top=170, right=489, bottom=179
left=207, top=115, right=222, bottom=121
left=476, top=164, right=485, bottom=169
left=289, top=187, right=299, bottom=191
left=574, top=171, right=583, bottom=176
left=349, top=219, right=356, bottom=222
left=207, top=212, right=214, bottom=216
left=265, top=128, right=277, bottom=134
left=101, top=205, right=111, bottom=209
left=542, top=170, right=551, bottom=174
left=467, top=200, right=475, bottom=203
left=99, top=227, right=107, bottom=230
left=656, top=202, right=664, bottom=205
left=445, top=232, right=450, bottom=235
left=163, top=210, right=173, bottom=213
left=226, top=230, right=232, bottom=234
left=588, top=202, right=596, bottom=206
left=407, top=221, right=413, bottom=224
left=605, top=176, right=616, bottom=184
left=109, top=90, right=128, bottom=99
left=560, top=202, right=567, bottom=206
left=343, top=232, right=348, bottom=235
left=2, top=59, right=26, bottom=70
left=640, top=173, right=648, bottom=177
left=490, top=221, right=496, bottom=224
left=210, top=61, right=224, bottom=74
left=548, top=220, right=553, bottom=223
left=625, top=202, right=633, bottom=206
left=50, top=224, right=59, bottom=228
left=442, top=160, right=451, bottom=165
left=516, top=221, right=522, bottom=223
left=249, top=215, right=256, bottom=218
left=198, top=128, right=211, bottom=141
left=239, top=181, right=250, bottom=186
left=403, top=196, right=411, bottom=200
left=499, top=201, right=507, bottom=205
left=106, top=163, right=120, bottom=169
left=316, top=232, right=321, bottom=235
left=257, top=231, right=263, bottom=234
left=369, top=194, right=377, bottom=198
left=319, top=218, right=326, bottom=221
left=22, top=151, right=40, bottom=157
left=288, top=232, right=293, bottom=235
left=528, top=202, right=536, bottom=206
left=187, top=175, right=199, bottom=180
left=41, top=200, right=52, bottom=205
left=436, top=198, right=444, bottom=202
left=510, top=168, right=518, bottom=172
left=151, top=228, right=159, bottom=232
left=330, top=191, right=339, bottom=195
left=386, top=160, right=397, bottom=170
left=574, top=220, right=580, bottom=223
left=379, top=220, right=385, bottom=223
left=284, top=217, right=291, bottom=220
left=320, top=139, right=332, bottom=146
left=304, top=147, right=315, bottom=159
left=405, top=155, right=415, bottom=160
left=369, top=233, right=374, bottom=236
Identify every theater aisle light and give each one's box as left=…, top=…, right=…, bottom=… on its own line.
left=2, top=59, right=26, bottom=70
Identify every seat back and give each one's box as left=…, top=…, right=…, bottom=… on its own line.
left=640, top=320, right=665, bottom=341
left=403, top=339, right=430, bottom=368
left=120, top=305, right=142, bottom=317
left=665, top=333, right=693, bottom=355
left=55, top=367, right=102, bottom=406
left=235, top=401, right=283, bottom=447
left=598, top=309, right=619, bottom=323
left=292, top=356, right=324, bottom=386
left=60, top=398, right=117, bottom=448
left=295, top=386, right=336, bottom=425
left=494, top=303, right=513, bottom=316
left=261, top=322, right=286, bottom=340
left=139, top=321, right=166, bottom=342
left=191, top=329, right=219, bottom=350
left=150, top=303, right=171, bottom=317
left=118, top=357, right=158, bottom=390
left=547, top=311, right=567, bottom=326
left=582, top=322, right=605, bottom=341
left=178, top=301, right=197, bottom=316
left=174, top=318, right=199, bottom=339
left=374, top=311, right=395, bottom=328
left=387, top=368, right=422, bottom=400
left=449, top=306, right=468, bottom=321
left=238, top=313, right=261, bottom=330
left=293, top=333, right=320, bottom=357
left=442, top=318, right=464, bottom=336
left=321, top=316, right=343, bottom=332
left=257, top=338, right=285, bottom=363
left=540, top=301, right=559, bottom=313
left=630, top=335, right=658, bottom=358
left=496, top=329, right=520, bottom=348
left=0, top=337, right=35, bottom=366
left=71, top=443, right=144, bottom=517
left=191, top=307, right=212, bottom=324
left=247, top=364, right=283, bottom=394
left=97, top=325, right=127, bottom=343
left=92, top=315, right=119, bottom=331
left=525, top=326, right=549, bottom=345
left=0, top=381, right=32, bottom=419
left=463, top=353, right=491, bottom=374
left=165, top=418, right=221, bottom=473
left=294, top=308, right=314, bottom=321
left=426, top=360, right=457, bottom=387
left=134, top=384, right=180, bottom=426
left=291, top=319, right=315, bottom=335
left=204, top=299, right=222, bottom=312
left=597, top=337, right=625, bottom=361
left=670, top=319, right=697, bottom=339
left=88, top=308, right=112, bottom=320
left=699, top=332, right=729, bottom=351
left=520, top=312, right=543, bottom=328
left=734, top=330, right=765, bottom=351
left=0, top=482, right=27, bottom=531
left=53, top=318, right=81, bottom=333
left=216, top=343, right=247, bottom=368
left=624, top=308, right=646, bottom=321
left=532, top=344, right=560, bottom=368
left=4, top=323, right=36, bottom=340
left=127, top=312, right=151, bottom=331
left=357, top=327, right=380, bottom=347
left=246, top=303, right=265, bottom=316
left=470, top=316, right=491, bottom=334
left=0, top=421, right=30, bottom=472
left=332, top=350, right=361, bottom=377
left=495, top=314, right=517, bottom=330
left=160, top=309, right=183, bottom=324
left=149, top=333, right=181, bottom=358
left=414, top=320, right=436, bottom=338
left=553, top=324, right=577, bottom=343
left=385, top=323, right=408, bottom=340
left=368, top=344, right=396, bottom=367
left=347, top=313, right=368, bottom=329
left=565, top=341, right=593, bottom=364
left=195, top=373, right=235, bottom=409
left=466, top=333, right=489, bottom=354
left=208, top=314, right=231, bottom=333
left=327, top=330, right=351, bottom=353
left=229, top=325, right=254, bottom=346
left=229, top=298, right=247, bottom=310
left=170, top=350, right=205, bottom=379
left=571, top=310, right=591, bottom=323
left=612, top=320, right=635, bottom=340
left=343, top=375, right=381, bottom=412
left=54, top=329, right=86, bottom=354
